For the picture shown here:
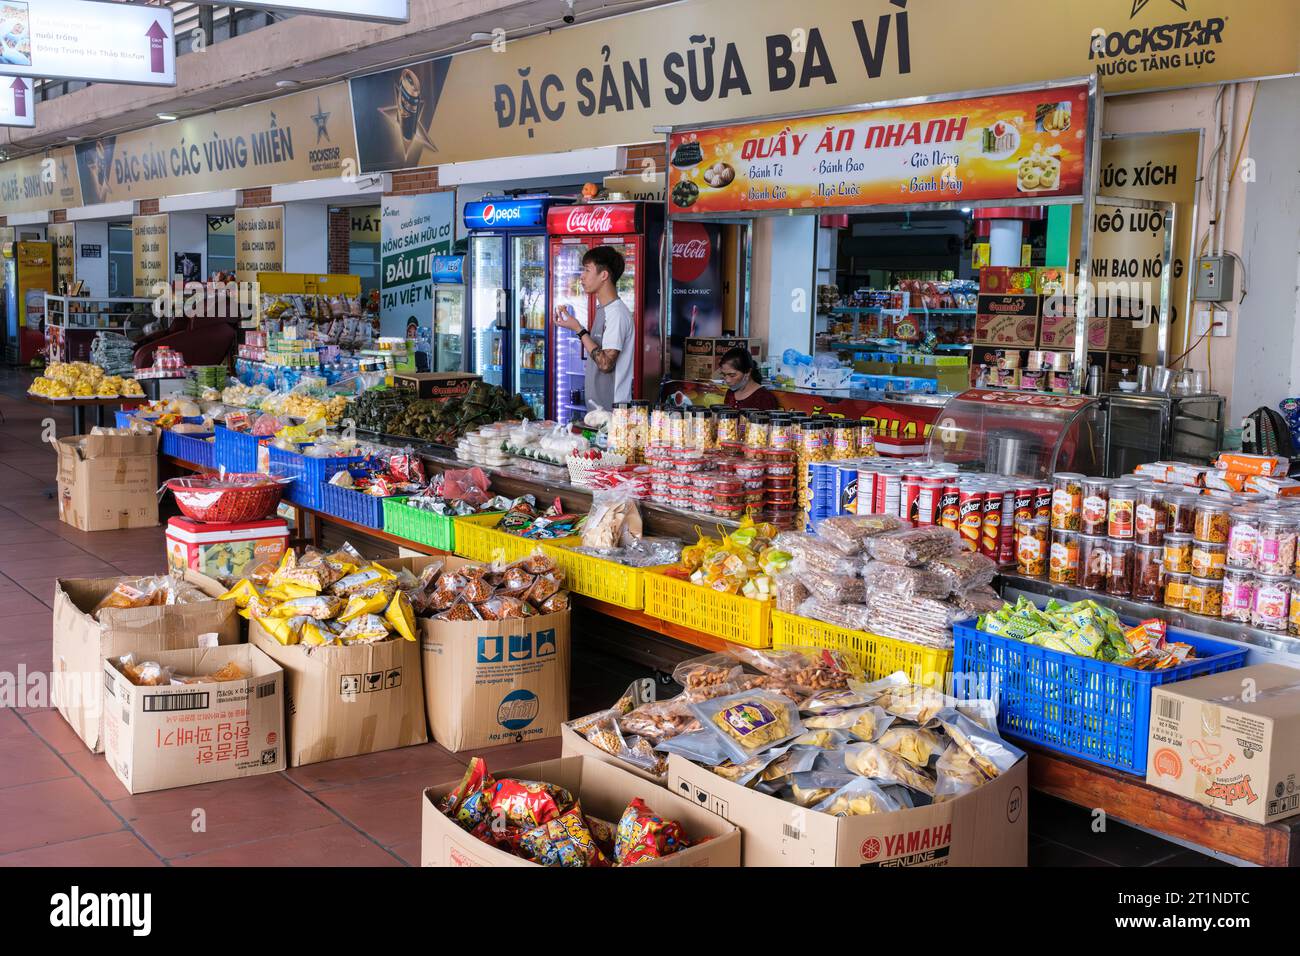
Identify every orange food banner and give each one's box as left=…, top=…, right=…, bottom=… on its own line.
left=668, top=83, right=1090, bottom=214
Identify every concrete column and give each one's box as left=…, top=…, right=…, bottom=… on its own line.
left=74, top=221, right=109, bottom=297
left=989, top=219, right=1023, bottom=267
left=748, top=215, right=816, bottom=362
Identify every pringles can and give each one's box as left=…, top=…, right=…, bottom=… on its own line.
left=981, top=483, right=1004, bottom=561
left=917, top=476, right=945, bottom=527
left=959, top=484, right=986, bottom=553
left=1034, top=484, right=1052, bottom=521
left=939, top=481, right=962, bottom=531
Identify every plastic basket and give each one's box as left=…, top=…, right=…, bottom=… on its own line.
left=771, top=611, right=952, bottom=689
left=381, top=498, right=458, bottom=552
left=161, top=431, right=215, bottom=470
left=214, top=426, right=265, bottom=474
left=318, top=482, right=388, bottom=529
left=953, top=618, right=1248, bottom=775
left=452, top=512, right=580, bottom=564
left=642, top=570, right=772, bottom=648
left=165, top=474, right=286, bottom=523
left=540, top=542, right=663, bottom=610
left=267, top=447, right=363, bottom=510
left=114, top=410, right=134, bottom=428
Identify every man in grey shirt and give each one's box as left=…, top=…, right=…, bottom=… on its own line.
left=553, top=245, right=635, bottom=412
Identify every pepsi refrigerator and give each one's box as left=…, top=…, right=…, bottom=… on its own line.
left=546, top=202, right=664, bottom=423
left=429, top=255, right=466, bottom=373
left=463, top=196, right=570, bottom=419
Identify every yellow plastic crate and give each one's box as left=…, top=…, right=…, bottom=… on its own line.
left=452, top=513, right=580, bottom=564
left=771, top=611, right=952, bottom=689
left=540, top=542, right=666, bottom=610
left=642, top=571, right=772, bottom=648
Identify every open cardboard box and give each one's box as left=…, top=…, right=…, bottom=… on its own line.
left=421, top=755, right=739, bottom=866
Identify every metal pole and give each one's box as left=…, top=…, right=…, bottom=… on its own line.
left=660, top=133, right=673, bottom=391
left=1156, top=204, right=1175, bottom=368
left=1074, top=77, right=1104, bottom=393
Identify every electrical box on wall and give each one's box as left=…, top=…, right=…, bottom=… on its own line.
left=1195, top=255, right=1236, bottom=302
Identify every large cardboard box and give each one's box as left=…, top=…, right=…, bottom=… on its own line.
left=56, top=431, right=160, bottom=532
left=395, top=372, right=481, bottom=400
left=101, top=644, right=286, bottom=794
left=974, top=294, right=1040, bottom=347
left=667, top=753, right=1027, bottom=867
left=52, top=572, right=242, bottom=753
left=560, top=722, right=665, bottom=786
left=249, top=620, right=427, bottom=767
left=1039, top=297, right=1144, bottom=352
left=421, top=755, right=740, bottom=867
left=1147, top=664, right=1300, bottom=824
left=684, top=336, right=763, bottom=382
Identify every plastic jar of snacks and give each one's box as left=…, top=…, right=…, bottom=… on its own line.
left=1162, top=532, right=1193, bottom=574
left=831, top=420, right=856, bottom=459
left=1166, top=492, right=1198, bottom=535
left=1017, top=517, right=1050, bottom=577
left=1193, top=499, right=1231, bottom=544
left=1190, top=539, right=1226, bottom=580
left=1049, top=530, right=1080, bottom=585
left=734, top=459, right=766, bottom=481
left=769, top=416, right=796, bottom=452
left=1079, top=534, right=1111, bottom=591
left=609, top=402, right=629, bottom=452
left=715, top=409, right=742, bottom=447
left=673, top=449, right=708, bottom=473
left=1080, top=477, right=1111, bottom=536
left=1051, top=473, right=1085, bottom=532
left=1107, top=482, right=1137, bottom=540
left=1227, top=509, right=1261, bottom=569
left=1290, top=578, right=1300, bottom=635
left=1134, top=484, right=1165, bottom=546
left=1163, top=572, right=1189, bottom=609
left=1257, top=514, right=1297, bottom=576
left=1132, top=543, right=1164, bottom=601
left=1186, top=576, right=1223, bottom=617
left=629, top=401, right=651, bottom=448
left=1253, top=572, right=1291, bottom=630
left=1106, top=539, right=1134, bottom=597
left=744, top=412, right=770, bottom=449
left=666, top=407, right=685, bottom=449
left=1222, top=568, right=1256, bottom=623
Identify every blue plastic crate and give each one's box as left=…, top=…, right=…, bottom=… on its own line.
left=318, top=482, right=388, bottom=529
left=267, top=447, right=363, bottom=509
left=214, top=426, right=264, bottom=474
left=161, top=430, right=215, bottom=470
left=953, top=616, right=1248, bottom=775
left=114, top=410, right=135, bottom=428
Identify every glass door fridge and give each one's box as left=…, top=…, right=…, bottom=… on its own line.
left=432, top=285, right=465, bottom=372
left=548, top=237, right=594, bottom=424
left=468, top=234, right=506, bottom=388
left=512, top=233, right=549, bottom=419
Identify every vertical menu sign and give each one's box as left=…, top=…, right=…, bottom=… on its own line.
left=0, top=0, right=176, bottom=86
left=47, top=221, right=75, bottom=290
left=235, top=206, right=284, bottom=283
left=132, top=215, right=169, bottom=297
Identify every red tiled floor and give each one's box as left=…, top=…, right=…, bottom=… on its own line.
left=0, top=589, right=51, bottom=616
left=0, top=830, right=163, bottom=868
left=24, top=709, right=91, bottom=756
left=0, top=731, right=72, bottom=789
left=314, top=765, right=463, bottom=849
left=0, top=523, right=63, bottom=545
left=63, top=750, right=132, bottom=802
left=390, top=839, right=422, bottom=867
left=0, top=540, right=92, bottom=563
left=112, top=774, right=341, bottom=860
left=0, top=610, right=53, bottom=644
left=0, top=777, right=124, bottom=855
left=0, top=709, right=31, bottom=739
left=285, top=742, right=469, bottom=793
left=171, top=823, right=402, bottom=867
left=0, top=637, right=54, bottom=676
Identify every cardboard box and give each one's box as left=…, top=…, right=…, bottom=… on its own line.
left=101, top=644, right=286, bottom=794
left=667, top=753, right=1027, bottom=866
left=1147, top=665, right=1300, bottom=824
left=52, top=572, right=242, bottom=753
left=979, top=266, right=1037, bottom=295
left=684, top=336, right=763, bottom=382
left=396, top=372, right=481, bottom=400
left=421, top=755, right=740, bottom=866
left=1039, top=305, right=1144, bottom=353
left=974, top=295, right=1040, bottom=347
left=250, top=620, right=427, bottom=767
left=56, top=431, right=160, bottom=532
left=560, top=723, right=666, bottom=785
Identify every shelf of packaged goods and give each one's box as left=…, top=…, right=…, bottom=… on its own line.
left=910, top=308, right=977, bottom=315
left=1024, top=743, right=1300, bottom=867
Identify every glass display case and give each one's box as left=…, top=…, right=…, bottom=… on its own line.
left=926, top=388, right=1107, bottom=481
left=44, top=295, right=155, bottom=363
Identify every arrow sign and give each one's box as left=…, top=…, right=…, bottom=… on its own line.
left=11, top=78, right=25, bottom=117
left=146, top=21, right=169, bottom=74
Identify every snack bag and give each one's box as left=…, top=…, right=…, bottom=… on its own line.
left=843, top=741, right=937, bottom=796
left=384, top=592, right=418, bottom=641
left=518, top=805, right=610, bottom=867
left=934, top=743, right=989, bottom=803
left=690, top=689, right=804, bottom=765
left=268, top=595, right=342, bottom=620
left=613, top=798, right=690, bottom=866
left=933, top=708, right=1024, bottom=780
left=876, top=726, right=945, bottom=768
left=338, top=614, right=390, bottom=644
left=788, top=771, right=858, bottom=809
left=259, top=614, right=311, bottom=646
left=489, top=779, right=574, bottom=829
left=440, top=757, right=492, bottom=817
left=218, top=578, right=261, bottom=609
left=337, top=590, right=390, bottom=623
left=653, top=729, right=732, bottom=766
left=811, top=777, right=904, bottom=817
left=798, top=688, right=873, bottom=714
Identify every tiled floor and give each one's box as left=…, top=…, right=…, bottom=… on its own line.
left=0, top=372, right=1228, bottom=866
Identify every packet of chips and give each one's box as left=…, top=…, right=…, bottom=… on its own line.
left=811, top=776, right=904, bottom=817
left=933, top=707, right=1024, bottom=780
left=877, top=726, right=945, bottom=768
left=489, top=779, right=574, bottom=829
left=690, top=689, right=805, bottom=765
left=787, top=771, right=858, bottom=808
left=338, top=614, right=389, bottom=643
left=337, top=590, right=390, bottom=622
left=798, top=688, right=873, bottom=714
left=440, top=757, right=491, bottom=816
left=654, top=729, right=731, bottom=765
left=934, top=743, right=989, bottom=803
left=384, top=592, right=417, bottom=642
left=268, top=595, right=342, bottom=620
left=843, top=741, right=937, bottom=796
left=331, top=567, right=390, bottom=596
left=259, top=614, right=311, bottom=646
left=789, top=728, right=851, bottom=750
left=218, top=578, right=261, bottom=609
left=614, top=798, right=690, bottom=866
left=518, top=805, right=610, bottom=867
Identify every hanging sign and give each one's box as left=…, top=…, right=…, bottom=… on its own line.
left=0, top=0, right=176, bottom=86
left=132, top=214, right=169, bottom=297
left=0, top=76, right=33, bottom=128
left=234, top=206, right=284, bottom=283
left=187, top=1, right=407, bottom=23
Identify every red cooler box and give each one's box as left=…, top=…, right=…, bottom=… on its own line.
left=166, top=517, right=289, bottom=581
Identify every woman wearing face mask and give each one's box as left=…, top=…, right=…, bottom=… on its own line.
left=718, top=347, right=779, bottom=411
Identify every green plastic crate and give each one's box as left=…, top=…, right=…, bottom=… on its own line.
left=382, top=498, right=503, bottom=553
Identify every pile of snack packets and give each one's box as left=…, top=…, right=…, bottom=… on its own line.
left=327, top=449, right=429, bottom=498
left=93, top=576, right=211, bottom=620
left=112, top=653, right=247, bottom=687
left=775, top=517, right=1004, bottom=649
left=438, top=757, right=694, bottom=866
left=662, top=517, right=792, bottom=599
left=403, top=466, right=526, bottom=517
left=570, top=647, right=1023, bottom=812
left=494, top=496, right=587, bottom=540
left=977, top=596, right=1197, bottom=669
left=218, top=543, right=570, bottom=643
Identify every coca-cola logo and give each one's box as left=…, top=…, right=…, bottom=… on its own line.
left=564, top=205, right=615, bottom=235
left=672, top=221, right=713, bottom=283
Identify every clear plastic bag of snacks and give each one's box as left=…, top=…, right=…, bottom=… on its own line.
left=773, top=531, right=863, bottom=576
left=861, top=560, right=949, bottom=599
left=791, top=558, right=865, bottom=605
left=814, top=514, right=906, bottom=555
left=868, top=526, right=962, bottom=566
left=926, top=551, right=998, bottom=595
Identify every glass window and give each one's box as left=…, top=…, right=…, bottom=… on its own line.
left=346, top=205, right=381, bottom=297
left=108, top=223, right=133, bottom=298
left=207, top=215, right=236, bottom=278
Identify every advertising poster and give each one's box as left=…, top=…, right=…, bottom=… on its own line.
left=668, top=220, right=724, bottom=376
left=668, top=84, right=1090, bottom=214
left=47, top=221, right=74, bottom=290
left=349, top=57, right=453, bottom=173
left=131, top=214, right=169, bottom=298
left=0, top=0, right=175, bottom=85
left=234, top=206, right=283, bottom=282
left=379, top=192, right=455, bottom=337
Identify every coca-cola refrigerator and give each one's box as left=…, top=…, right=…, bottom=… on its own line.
left=546, top=201, right=664, bottom=422
left=666, top=220, right=725, bottom=377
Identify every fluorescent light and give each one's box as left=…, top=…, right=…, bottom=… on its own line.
left=960, top=207, right=972, bottom=213
left=156, top=112, right=178, bottom=121
left=275, top=80, right=300, bottom=89
left=470, top=31, right=495, bottom=40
